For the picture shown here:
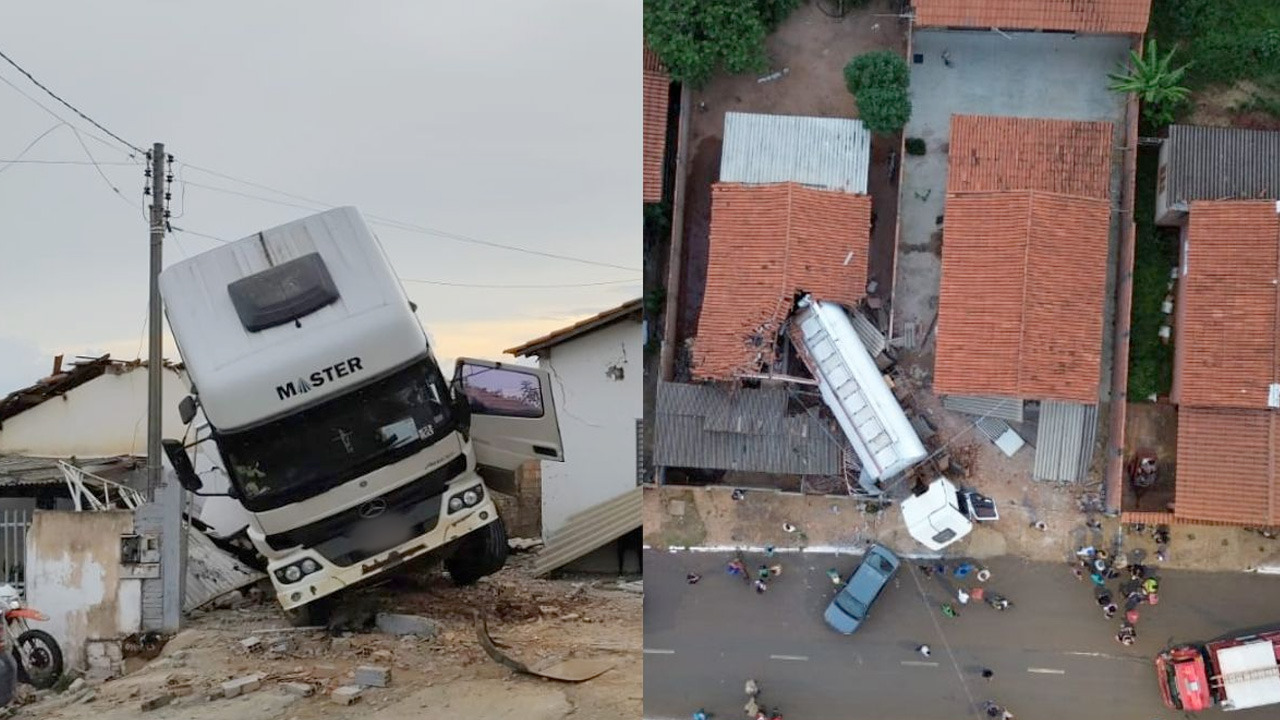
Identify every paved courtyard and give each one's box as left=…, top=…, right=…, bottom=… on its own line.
left=893, top=30, right=1130, bottom=398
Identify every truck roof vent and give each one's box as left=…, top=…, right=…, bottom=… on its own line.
left=227, top=252, right=340, bottom=332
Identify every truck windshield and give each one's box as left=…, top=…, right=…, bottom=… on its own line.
left=217, top=356, right=453, bottom=510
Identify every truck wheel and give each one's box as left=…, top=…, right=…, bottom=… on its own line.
left=284, top=595, right=333, bottom=628
left=445, top=518, right=509, bottom=586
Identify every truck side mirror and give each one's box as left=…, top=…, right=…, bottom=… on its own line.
left=451, top=379, right=472, bottom=438
left=162, top=439, right=203, bottom=492
left=178, top=396, right=197, bottom=425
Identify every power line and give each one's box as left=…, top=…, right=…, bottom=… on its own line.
left=0, top=122, right=65, bottom=176
left=0, top=158, right=135, bottom=166
left=177, top=164, right=641, bottom=272
left=0, top=47, right=144, bottom=154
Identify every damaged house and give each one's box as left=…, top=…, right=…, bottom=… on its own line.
left=505, top=300, right=644, bottom=576
left=0, top=355, right=262, bottom=674
left=656, top=112, right=924, bottom=494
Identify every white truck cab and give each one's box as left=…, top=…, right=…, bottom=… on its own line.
left=159, top=206, right=563, bottom=622
left=901, top=477, right=974, bottom=551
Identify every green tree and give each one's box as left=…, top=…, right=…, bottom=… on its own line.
left=843, top=50, right=909, bottom=95
left=644, top=0, right=798, bottom=88
left=855, top=86, right=913, bottom=135
left=1108, top=38, right=1192, bottom=127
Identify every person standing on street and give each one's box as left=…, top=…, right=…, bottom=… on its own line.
left=745, top=679, right=758, bottom=697
left=754, top=579, right=768, bottom=594
left=687, top=573, right=702, bottom=584
left=917, top=644, right=932, bottom=658
left=981, top=668, right=994, bottom=681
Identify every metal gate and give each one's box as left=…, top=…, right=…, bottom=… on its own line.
left=0, top=508, right=29, bottom=589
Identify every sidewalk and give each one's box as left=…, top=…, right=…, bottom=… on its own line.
left=643, top=484, right=1280, bottom=572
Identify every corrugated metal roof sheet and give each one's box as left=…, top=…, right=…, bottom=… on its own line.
left=1174, top=407, right=1279, bottom=526
left=653, top=382, right=841, bottom=475
left=912, top=0, right=1151, bottom=34
left=1177, top=201, right=1280, bottom=409
left=720, top=112, right=871, bottom=194
left=934, top=190, right=1110, bottom=403
left=693, top=183, right=871, bottom=380
left=941, top=395, right=1024, bottom=423
left=849, top=309, right=886, bottom=357
left=1033, top=401, right=1097, bottom=482
left=790, top=298, right=925, bottom=480
left=1166, top=125, right=1280, bottom=209
left=185, top=526, right=266, bottom=611
left=532, top=487, right=642, bottom=576
left=947, top=115, right=1113, bottom=199
left=643, top=46, right=671, bottom=204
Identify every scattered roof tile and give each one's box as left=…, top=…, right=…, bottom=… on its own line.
left=693, top=182, right=871, bottom=380
left=644, top=46, right=671, bottom=204
left=934, top=190, right=1111, bottom=403
left=947, top=115, right=1114, bottom=198
left=1175, top=407, right=1280, bottom=526
left=1176, top=200, right=1280, bottom=409
left=912, top=0, right=1151, bottom=34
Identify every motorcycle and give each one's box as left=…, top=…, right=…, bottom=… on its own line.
left=0, top=584, right=62, bottom=689
left=986, top=593, right=1012, bottom=611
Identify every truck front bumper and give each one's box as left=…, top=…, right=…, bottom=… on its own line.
left=255, top=493, right=500, bottom=611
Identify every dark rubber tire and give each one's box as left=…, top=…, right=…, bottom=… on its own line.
left=283, top=595, right=334, bottom=628
left=14, top=629, right=62, bottom=689
left=445, top=518, right=509, bottom=586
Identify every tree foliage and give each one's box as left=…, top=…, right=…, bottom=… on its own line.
left=843, top=51, right=911, bottom=135
left=855, top=87, right=913, bottom=135
left=1108, top=38, right=1192, bottom=127
left=644, top=0, right=799, bottom=88
left=843, top=51, right=909, bottom=95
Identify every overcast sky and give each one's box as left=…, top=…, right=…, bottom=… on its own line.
left=0, top=1, right=640, bottom=395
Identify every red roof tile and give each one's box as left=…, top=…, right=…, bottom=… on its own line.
left=1176, top=200, right=1280, bottom=409
left=947, top=115, right=1114, bottom=199
left=913, top=0, right=1151, bottom=34
left=644, top=46, right=670, bottom=204
left=1175, top=407, right=1280, bottom=526
left=693, top=183, right=871, bottom=380
left=934, top=190, right=1111, bottom=402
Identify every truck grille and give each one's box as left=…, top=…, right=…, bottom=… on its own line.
left=264, top=454, right=467, bottom=566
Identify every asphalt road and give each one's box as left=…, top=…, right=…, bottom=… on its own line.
left=644, top=549, right=1280, bottom=720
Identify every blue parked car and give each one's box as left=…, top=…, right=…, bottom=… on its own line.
left=823, top=544, right=900, bottom=634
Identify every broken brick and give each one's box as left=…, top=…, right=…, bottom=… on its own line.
left=281, top=682, right=314, bottom=697
left=355, top=665, right=390, bottom=688
left=239, top=636, right=262, bottom=652
left=140, top=693, right=173, bottom=712
left=331, top=685, right=363, bottom=705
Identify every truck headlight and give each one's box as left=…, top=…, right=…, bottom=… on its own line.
left=448, top=496, right=464, bottom=512
left=462, top=489, right=479, bottom=506
left=273, top=557, right=323, bottom=585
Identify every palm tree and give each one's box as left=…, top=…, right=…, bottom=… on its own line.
left=1108, top=38, right=1192, bottom=126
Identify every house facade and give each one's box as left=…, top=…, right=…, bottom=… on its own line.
left=506, top=300, right=644, bottom=575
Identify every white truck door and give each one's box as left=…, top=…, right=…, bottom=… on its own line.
left=455, top=359, right=565, bottom=479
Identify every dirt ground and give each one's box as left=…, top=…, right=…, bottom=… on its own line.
left=673, top=0, right=909, bottom=358
left=1122, top=401, right=1177, bottom=513
left=646, top=383, right=1280, bottom=573
left=12, top=555, right=641, bottom=720
left=1187, top=80, right=1280, bottom=131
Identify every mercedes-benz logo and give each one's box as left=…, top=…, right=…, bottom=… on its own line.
left=358, top=499, right=388, bottom=519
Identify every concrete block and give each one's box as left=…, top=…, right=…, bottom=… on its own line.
left=140, top=693, right=174, bottom=712
left=105, top=643, right=123, bottom=661
left=86, top=642, right=106, bottom=660
left=268, top=639, right=292, bottom=654
left=220, top=673, right=264, bottom=698
left=281, top=682, right=314, bottom=697
left=355, top=665, right=390, bottom=688
left=67, top=678, right=86, bottom=694
left=374, top=613, right=438, bottom=638
left=331, top=685, right=363, bottom=705
left=239, top=636, right=261, bottom=652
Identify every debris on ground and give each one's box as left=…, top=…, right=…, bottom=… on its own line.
left=16, top=554, right=641, bottom=720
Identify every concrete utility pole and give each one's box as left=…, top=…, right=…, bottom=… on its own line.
left=147, top=141, right=165, bottom=499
